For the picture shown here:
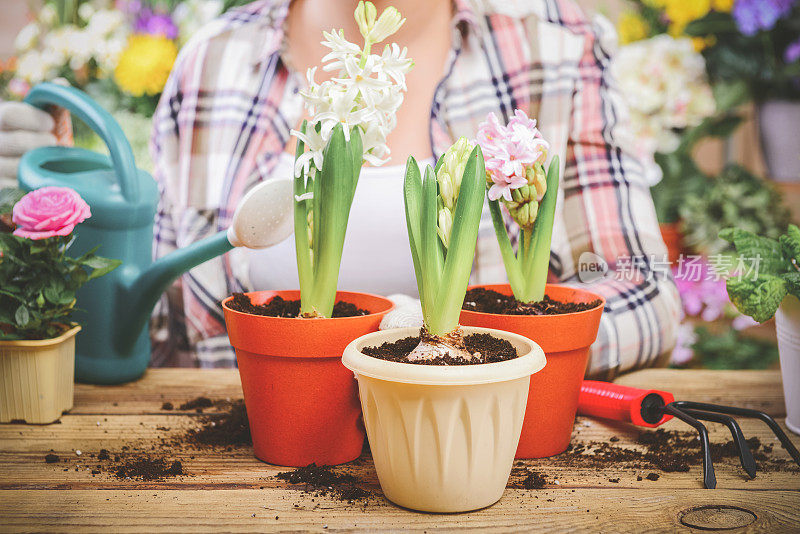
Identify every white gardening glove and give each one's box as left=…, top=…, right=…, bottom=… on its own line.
left=0, top=101, right=57, bottom=189
left=380, top=293, right=424, bottom=330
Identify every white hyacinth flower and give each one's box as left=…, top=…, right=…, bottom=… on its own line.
left=355, top=1, right=405, bottom=45
left=294, top=0, right=412, bottom=184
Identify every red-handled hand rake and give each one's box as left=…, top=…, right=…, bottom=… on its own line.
left=577, top=381, right=800, bottom=489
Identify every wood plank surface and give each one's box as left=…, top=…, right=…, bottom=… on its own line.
left=1, top=369, right=799, bottom=533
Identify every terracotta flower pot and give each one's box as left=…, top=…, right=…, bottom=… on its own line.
left=659, top=222, right=683, bottom=264
left=343, top=326, right=545, bottom=512
left=460, top=284, right=604, bottom=458
left=0, top=325, right=80, bottom=424
left=222, top=290, right=393, bottom=466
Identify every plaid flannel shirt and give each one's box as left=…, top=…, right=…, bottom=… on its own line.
left=150, top=0, right=681, bottom=377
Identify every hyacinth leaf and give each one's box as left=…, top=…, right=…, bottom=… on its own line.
left=432, top=145, right=485, bottom=335
left=306, top=124, right=360, bottom=317
left=403, top=156, right=426, bottom=313
left=294, top=120, right=313, bottom=296
left=346, top=125, right=363, bottom=204
left=487, top=198, right=525, bottom=295
left=525, top=155, right=560, bottom=303
left=420, top=164, right=443, bottom=323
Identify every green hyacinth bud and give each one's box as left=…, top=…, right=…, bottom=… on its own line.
left=436, top=136, right=475, bottom=247
left=437, top=207, right=453, bottom=248
left=505, top=163, right=548, bottom=229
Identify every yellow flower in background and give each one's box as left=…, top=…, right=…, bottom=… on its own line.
left=114, top=34, right=177, bottom=97
left=618, top=11, right=649, bottom=44
left=664, top=0, right=711, bottom=36
left=692, top=35, right=717, bottom=52
left=712, top=0, right=734, bottom=12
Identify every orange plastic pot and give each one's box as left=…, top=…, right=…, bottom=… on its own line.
left=460, top=284, right=604, bottom=458
left=222, top=290, right=393, bottom=466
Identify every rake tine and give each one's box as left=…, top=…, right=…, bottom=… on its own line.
left=681, top=408, right=757, bottom=479
left=674, top=401, right=800, bottom=468
left=664, top=404, right=716, bottom=489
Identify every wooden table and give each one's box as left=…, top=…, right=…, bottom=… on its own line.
left=2, top=369, right=799, bottom=532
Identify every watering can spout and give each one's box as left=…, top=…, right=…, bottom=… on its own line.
left=18, top=82, right=294, bottom=384
left=116, top=231, right=234, bottom=354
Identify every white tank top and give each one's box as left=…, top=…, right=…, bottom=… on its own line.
left=247, top=152, right=432, bottom=296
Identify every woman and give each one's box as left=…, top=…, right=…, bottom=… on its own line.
left=146, top=0, right=680, bottom=376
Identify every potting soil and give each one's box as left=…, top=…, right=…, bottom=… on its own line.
left=463, top=287, right=602, bottom=315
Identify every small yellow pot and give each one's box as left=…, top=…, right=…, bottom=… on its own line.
left=0, top=325, right=80, bottom=424
left=343, top=326, right=546, bottom=513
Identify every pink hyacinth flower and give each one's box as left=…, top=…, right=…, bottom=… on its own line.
left=476, top=109, right=550, bottom=202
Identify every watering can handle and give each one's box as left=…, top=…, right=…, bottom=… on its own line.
left=24, top=82, right=141, bottom=203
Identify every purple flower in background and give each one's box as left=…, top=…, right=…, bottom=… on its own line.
left=115, top=0, right=143, bottom=14
left=134, top=9, right=179, bottom=40
left=732, top=0, right=797, bottom=36
left=785, top=37, right=800, bottom=63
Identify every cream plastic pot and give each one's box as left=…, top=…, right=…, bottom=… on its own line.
left=343, top=326, right=546, bottom=513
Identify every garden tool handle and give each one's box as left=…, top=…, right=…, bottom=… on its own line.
left=24, top=82, right=140, bottom=203
left=578, top=381, right=674, bottom=428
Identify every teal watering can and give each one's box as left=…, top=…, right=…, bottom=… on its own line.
left=18, top=83, right=294, bottom=384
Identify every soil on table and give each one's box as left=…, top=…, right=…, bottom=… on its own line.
left=113, top=456, right=184, bottom=481
left=276, top=463, right=371, bottom=503
left=183, top=398, right=252, bottom=447
left=227, top=293, right=369, bottom=318
left=463, top=287, right=602, bottom=316
left=362, top=332, right=518, bottom=365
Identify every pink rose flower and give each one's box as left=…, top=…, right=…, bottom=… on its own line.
left=12, top=186, right=91, bottom=240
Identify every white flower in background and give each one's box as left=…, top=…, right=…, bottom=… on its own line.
left=173, top=0, right=223, bottom=46
left=85, top=9, right=126, bottom=39
left=78, top=2, right=95, bottom=21
left=39, top=4, right=58, bottom=26
left=14, top=23, right=40, bottom=52
left=292, top=1, right=413, bottom=177
left=612, top=35, right=715, bottom=159
left=15, top=51, right=56, bottom=84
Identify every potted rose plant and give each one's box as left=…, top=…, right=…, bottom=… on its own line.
left=0, top=186, right=120, bottom=423
left=458, top=111, right=604, bottom=458
left=342, top=139, right=546, bottom=513
left=721, top=224, right=800, bottom=435
left=221, top=1, right=410, bottom=466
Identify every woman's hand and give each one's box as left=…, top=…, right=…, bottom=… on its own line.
left=0, top=102, right=57, bottom=188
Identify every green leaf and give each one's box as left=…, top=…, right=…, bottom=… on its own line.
left=720, top=227, right=787, bottom=275
left=488, top=198, right=524, bottom=295
left=524, top=155, right=560, bottom=302
left=0, top=187, right=25, bottom=214
left=86, top=257, right=122, bottom=280
left=726, top=274, right=787, bottom=323
left=779, top=224, right=800, bottom=263
left=308, top=124, right=361, bottom=317
left=433, top=145, right=485, bottom=334
left=14, top=304, right=29, bottom=327
left=784, top=272, right=800, bottom=298
left=713, top=80, right=750, bottom=111
left=420, top=164, right=443, bottom=327
left=403, top=157, right=426, bottom=311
